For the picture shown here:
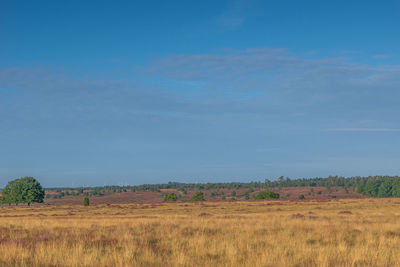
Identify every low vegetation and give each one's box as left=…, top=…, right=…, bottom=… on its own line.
left=190, top=191, right=205, bottom=201
left=83, top=196, right=90, bottom=206
left=27, top=176, right=400, bottom=202
left=0, top=199, right=400, bottom=266
left=163, top=193, right=177, bottom=202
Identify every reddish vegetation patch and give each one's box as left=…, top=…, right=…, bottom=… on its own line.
left=338, top=211, right=353, bottom=214
left=40, top=186, right=365, bottom=206
left=291, top=213, right=305, bottom=219
left=198, top=213, right=212, bottom=217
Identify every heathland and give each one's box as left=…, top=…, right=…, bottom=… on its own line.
left=1, top=198, right=400, bottom=266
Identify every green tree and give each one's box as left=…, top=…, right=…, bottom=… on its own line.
left=190, top=191, right=205, bottom=201
left=163, top=193, right=178, bottom=202
left=391, top=180, right=400, bottom=197
left=2, top=177, right=45, bottom=205
left=378, top=179, right=393, bottom=197
left=83, top=196, right=90, bottom=206
left=364, top=180, right=382, bottom=197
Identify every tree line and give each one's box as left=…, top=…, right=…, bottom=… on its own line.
left=3, top=176, right=400, bottom=204
left=265, top=175, right=400, bottom=197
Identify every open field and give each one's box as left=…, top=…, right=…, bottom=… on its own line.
left=1, top=198, right=400, bottom=266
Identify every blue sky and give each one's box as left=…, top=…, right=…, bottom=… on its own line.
left=1, top=0, right=400, bottom=187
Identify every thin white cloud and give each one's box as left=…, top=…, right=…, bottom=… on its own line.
left=325, top=128, right=400, bottom=132
left=372, top=54, right=391, bottom=59
left=216, top=0, right=251, bottom=29
left=142, top=47, right=400, bottom=96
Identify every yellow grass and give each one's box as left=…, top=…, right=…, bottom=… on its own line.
left=1, top=198, right=400, bottom=266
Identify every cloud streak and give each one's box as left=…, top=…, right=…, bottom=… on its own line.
left=325, top=128, right=400, bottom=132
left=216, top=0, right=251, bottom=29
left=2, top=47, right=400, bottom=135
left=142, top=48, right=400, bottom=92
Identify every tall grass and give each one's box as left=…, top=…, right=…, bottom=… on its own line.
left=1, top=199, right=400, bottom=266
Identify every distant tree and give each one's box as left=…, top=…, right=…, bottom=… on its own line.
left=364, top=180, right=382, bottom=197
left=231, top=191, right=236, bottom=197
left=254, top=190, right=279, bottom=200
left=298, top=195, right=305, bottom=199
left=190, top=191, right=205, bottom=201
left=391, top=181, right=400, bottom=197
left=83, top=196, right=90, bottom=206
left=378, top=179, right=393, bottom=197
left=163, top=193, right=178, bottom=202
left=1, top=177, right=45, bottom=205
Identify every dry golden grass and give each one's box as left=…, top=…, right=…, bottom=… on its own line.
left=1, top=198, right=400, bottom=266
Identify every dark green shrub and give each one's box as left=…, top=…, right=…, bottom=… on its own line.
left=298, top=195, right=305, bottom=199
left=83, top=197, right=90, bottom=206
left=254, top=190, right=279, bottom=200
left=190, top=191, right=205, bottom=201
left=163, top=193, right=178, bottom=202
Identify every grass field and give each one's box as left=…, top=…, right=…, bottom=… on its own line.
left=1, top=198, right=400, bottom=266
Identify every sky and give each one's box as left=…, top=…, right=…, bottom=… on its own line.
left=1, top=0, right=400, bottom=187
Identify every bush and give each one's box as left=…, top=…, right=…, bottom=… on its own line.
left=298, top=195, right=305, bottom=199
left=83, top=197, right=90, bottom=206
left=190, top=191, right=205, bottom=201
left=163, top=193, right=178, bottom=202
left=254, top=190, right=279, bottom=200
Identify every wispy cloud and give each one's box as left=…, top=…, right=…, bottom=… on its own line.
left=140, top=47, right=400, bottom=132
left=325, top=128, right=400, bottom=132
left=2, top=47, right=400, bottom=135
left=216, top=0, right=252, bottom=29
left=372, top=54, right=391, bottom=59
left=142, top=48, right=400, bottom=90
